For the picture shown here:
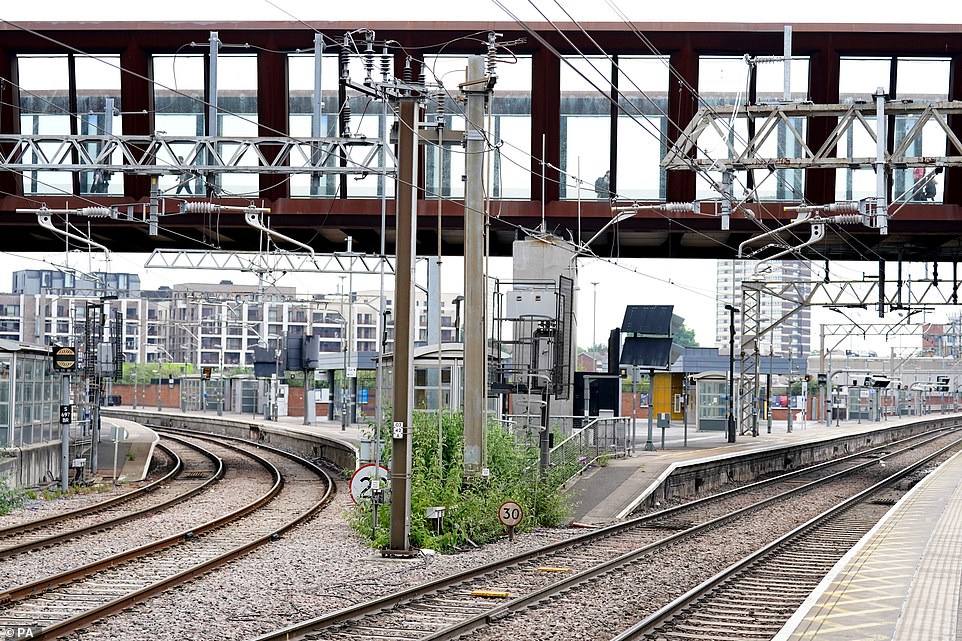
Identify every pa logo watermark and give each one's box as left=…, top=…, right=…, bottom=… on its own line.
left=1, top=626, right=41, bottom=639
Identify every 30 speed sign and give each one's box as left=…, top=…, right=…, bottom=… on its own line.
left=498, top=501, right=524, bottom=527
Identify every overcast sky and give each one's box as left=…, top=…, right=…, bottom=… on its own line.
left=2, top=2, right=960, bottom=353
left=5, top=1, right=962, bottom=23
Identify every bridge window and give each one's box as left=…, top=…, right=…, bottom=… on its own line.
left=894, top=57, right=950, bottom=204
left=836, top=57, right=891, bottom=202
left=213, top=54, right=259, bottom=197
left=17, top=55, right=72, bottom=196
left=754, top=57, right=809, bottom=201
left=695, top=55, right=810, bottom=202
left=288, top=53, right=339, bottom=198
left=561, top=56, right=611, bottom=200
left=153, top=54, right=206, bottom=195
left=616, top=56, right=669, bottom=201
left=152, top=52, right=261, bottom=197
left=423, top=54, right=531, bottom=201
left=695, top=56, right=750, bottom=201
left=75, top=55, right=123, bottom=196
left=491, top=54, right=531, bottom=200
left=422, top=55, right=467, bottom=200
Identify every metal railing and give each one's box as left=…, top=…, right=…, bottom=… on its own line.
left=504, top=414, right=629, bottom=484
left=548, top=416, right=630, bottom=484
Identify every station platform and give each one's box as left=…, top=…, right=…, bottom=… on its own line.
left=97, top=416, right=159, bottom=482
left=567, top=413, right=962, bottom=525
left=773, top=446, right=962, bottom=641
left=112, top=406, right=365, bottom=446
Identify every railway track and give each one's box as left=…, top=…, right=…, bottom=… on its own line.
left=0, top=435, right=223, bottom=559
left=253, top=426, right=962, bottom=641
left=0, top=431, right=334, bottom=640
left=609, top=458, right=944, bottom=641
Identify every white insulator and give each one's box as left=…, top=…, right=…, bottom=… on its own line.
left=823, top=201, right=859, bottom=213
left=831, top=214, right=863, bottom=225
left=380, top=46, right=391, bottom=82
left=78, top=206, right=112, bottom=218
left=659, top=202, right=695, bottom=213
left=183, top=201, right=221, bottom=214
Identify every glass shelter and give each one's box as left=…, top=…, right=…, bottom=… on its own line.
left=0, top=340, right=59, bottom=449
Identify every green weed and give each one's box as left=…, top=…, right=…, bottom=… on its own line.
left=0, top=477, right=27, bottom=515
left=349, top=411, right=570, bottom=552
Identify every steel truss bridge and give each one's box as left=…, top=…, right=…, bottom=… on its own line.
left=0, top=21, right=961, bottom=259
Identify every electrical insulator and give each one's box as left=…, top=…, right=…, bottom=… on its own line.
left=363, top=32, right=374, bottom=84
left=78, top=206, right=112, bottom=218
left=830, top=214, right=863, bottom=225
left=183, top=202, right=221, bottom=214
left=339, top=37, right=350, bottom=81
left=380, top=45, right=391, bottom=82
left=402, top=57, right=412, bottom=84
left=823, top=201, right=859, bottom=213
left=434, top=89, right=446, bottom=126
left=341, top=102, right=352, bottom=136
left=486, top=32, right=499, bottom=78
left=659, top=202, right=696, bottom=213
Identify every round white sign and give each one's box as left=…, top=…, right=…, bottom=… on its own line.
left=349, top=463, right=390, bottom=505
left=498, top=501, right=524, bottom=527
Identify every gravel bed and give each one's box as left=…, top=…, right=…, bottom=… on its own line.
left=0, top=448, right=173, bottom=530
left=0, top=439, right=271, bottom=588
left=65, top=489, right=583, bottom=641
left=52, top=432, right=962, bottom=641
left=460, top=437, right=962, bottom=641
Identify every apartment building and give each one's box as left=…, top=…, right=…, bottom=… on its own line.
left=6, top=271, right=462, bottom=368
left=715, top=260, right=812, bottom=357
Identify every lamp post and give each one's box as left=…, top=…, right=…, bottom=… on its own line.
left=725, top=303, right=739, bottom=443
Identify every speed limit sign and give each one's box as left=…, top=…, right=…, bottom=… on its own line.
left=349, top=463, right=390, bottom=505
left=498, top=501, right=524, bottom=527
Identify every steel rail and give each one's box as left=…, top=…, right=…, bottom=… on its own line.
left=414, top=429, right=962, bottom=641
left=0, top=435, right=224, bottom=559
left=0, top=441, right=184, bottom=540
left=608, top=436, right=962, bottom=641
left=27, top=430, right=335, bottom=641
left=0, top=433, right=281, bottom=609
left=252, top=424, right=958, bottom=641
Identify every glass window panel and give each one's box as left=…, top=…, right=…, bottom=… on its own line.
left=755, top=58, right=810, bottom=200
left=696, top=57, right=752, bottom=200
left=561, top=56, right=611, bottom=200
left=341, top=53, right=387, bottom=199
left=153, top=54, right=206, bottom=195
left=288, top=53, right=339, bottom=197
left=215, top=55, right=259, bottom=197
left=894, top=58, right=950, bottom=203
left=616, top=56, right=668, bottom=201
left=75, top=55, right=124, bottom=196
left=836, top=58, right=893, bottom=201
left=839, top=57, right=891, bottom=102
left=422, top=56, right=473, bottom=201
left=491, top=55, right=531, bottom=200
left=18, top=55, right=73, bottom=196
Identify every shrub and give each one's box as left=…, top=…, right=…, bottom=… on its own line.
left=0, top=477, right=27, bottom=516
left=349, top=411, right=570, bottom=552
